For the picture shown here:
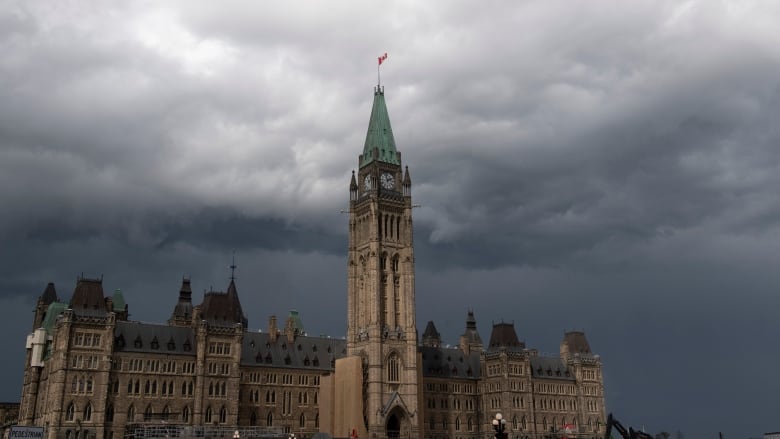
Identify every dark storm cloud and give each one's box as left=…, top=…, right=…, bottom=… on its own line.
left=2, top=1, right=780, bottom=436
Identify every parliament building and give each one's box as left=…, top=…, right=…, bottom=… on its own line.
left=18, top=86, right=606, bottom=439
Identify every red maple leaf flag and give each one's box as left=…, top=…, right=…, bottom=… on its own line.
left=378, top=52, right=388, bottom=65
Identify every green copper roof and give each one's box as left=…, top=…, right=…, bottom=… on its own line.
left=42, top=301, right=68, bottom=334
left=113, top=288, right=126, bottom=311
left=361, top=87, right=400, bottom=167
left=288, top=310, right=304, bottom=334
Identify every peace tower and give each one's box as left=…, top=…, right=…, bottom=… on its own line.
left=345, top=85, right=420, bottom=438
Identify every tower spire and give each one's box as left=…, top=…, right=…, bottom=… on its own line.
left=230, top=250, right=237, bottom=281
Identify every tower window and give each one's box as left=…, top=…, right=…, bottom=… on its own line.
left=387, top=352, right=400, bottom=383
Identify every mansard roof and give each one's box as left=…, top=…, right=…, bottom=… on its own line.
left=68, top=277, right=107, bottom=316
left=361, top=87, right=400, bottom=167
left=487, top=321, right=525, bottom=351
left=562, top=330, right=592, bottom=354
left=114, top=321, right=196, bottom=356
left=200, top=279, right=248, bottom=328
left=530, top=356, right=576, bottom=381
left=240, top=332, right=346, bottom=370
left=420, top=346, right=481, bottom=380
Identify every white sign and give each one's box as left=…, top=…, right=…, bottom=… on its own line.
left=9, top=426, right=45, bottom=439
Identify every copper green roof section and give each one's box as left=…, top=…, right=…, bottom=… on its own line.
left=42, top=301, right=68, bottom=335
left=361, top=87, right=400, bottom=167
left=288, top=310, right=305, bottom=335
left=113, top=288, right=126, bottom=312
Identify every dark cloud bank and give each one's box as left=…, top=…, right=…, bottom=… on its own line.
left=2, top=1, right=780, bottom=437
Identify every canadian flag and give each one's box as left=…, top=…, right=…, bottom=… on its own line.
left=378, top=52, right=388, bottom=65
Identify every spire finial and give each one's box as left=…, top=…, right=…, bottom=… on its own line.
left=230, top=249, right=237, bottom=281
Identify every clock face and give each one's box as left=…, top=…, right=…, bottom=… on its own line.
left=364, top=175, right=372, bottom=191
left=380, top=173, right=395, bottom=190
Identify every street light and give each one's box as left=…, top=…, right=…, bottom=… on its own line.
left=492, top=413, right=507, bottom=439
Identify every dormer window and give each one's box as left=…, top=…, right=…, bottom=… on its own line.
left=151, top=337, right=159, bottom=350
left=167, top=338, right=176, bottom=351
left=134, top=336, right=143, bottom=349
left=183, top=340, right=192, bottom=352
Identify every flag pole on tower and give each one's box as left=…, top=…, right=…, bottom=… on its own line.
left=377, top=52, right=388, bottom=88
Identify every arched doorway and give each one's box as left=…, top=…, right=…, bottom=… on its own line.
left=386, top=413, right=401, bottom=438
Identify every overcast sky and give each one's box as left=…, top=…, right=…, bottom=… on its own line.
left=2, top=0, right=780, bottom=436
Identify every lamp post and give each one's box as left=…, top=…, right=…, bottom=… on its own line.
left=491, top=413, right=507, bottom=439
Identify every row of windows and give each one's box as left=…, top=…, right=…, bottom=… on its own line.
left=70, top=376, right=93, bottom=394
left=426, top=382, right=475, bottom=393
left=207, top=362, right=230, bottom=376
left=256, top=373, right=320, bottom=386
left=426, top=397, right=476, bottom=411
left=125, top=379, right=195, bottom=397
left=253, top=352, right=328, bottom=367
left=122, top=359, right=194, bottom=375
left=535, top=383, right=576, bottom=395
left=508, top=380, right=527, bottom=391
left=583, top=369, right=599, bottom=380
left=70, top=355, right=99, bottom=370
left=209, top=342, right=232, bottom=356
left=73, top=332, right=101, bottom=348
left=583, top=385, right=600, bottom=396
left=534, top=398, right=578, bottom=412
left=208, top=381, right=227, bottom=397
left=247, top=340, right=332, bottom=353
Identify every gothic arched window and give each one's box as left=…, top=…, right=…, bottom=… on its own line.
left=182, top=406, right=190, bottom=423
left=219, top=406, right=227, bottom=424
left=83, top=403, right=92, bottom=421
left=387, top=352, right=400, bottom=383
left=266, top=412, right=273, bottom=427
left=127, top=404, right=135, bottom=422
left=65, top=403, right=75, bottom=422
left=299, top=413, right=306, bottom=428
left=106, top=404, right=114, bottom=423
left=205, top=406, right=212, bottom=423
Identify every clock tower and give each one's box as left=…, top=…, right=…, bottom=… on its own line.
left=347, top=85, right=420, bottom=438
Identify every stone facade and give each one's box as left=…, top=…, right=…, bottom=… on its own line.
left=18, top=87, right=606, bottom=439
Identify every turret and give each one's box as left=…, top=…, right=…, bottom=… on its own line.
left=32, top=282, right=58, bottom=330
left=402, top=166, right=411, bottom=197
left=350, top=170, right=358, bottom=201
left=459, top=309, right=484, bottom=354
left=421, top=321, right=441, bottom=348
left=169, top=278, right=194, bottom=326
